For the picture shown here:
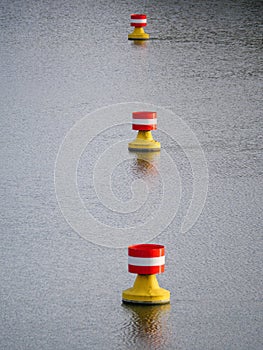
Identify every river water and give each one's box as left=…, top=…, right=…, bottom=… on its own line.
left=0, top=0, right=262, bottom=349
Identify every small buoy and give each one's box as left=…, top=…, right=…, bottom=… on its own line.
left=122, top=244, right=170, bottom=304
left=128, top=14, right=150, bottom=40
left=128, top=111, right=161, bottom=152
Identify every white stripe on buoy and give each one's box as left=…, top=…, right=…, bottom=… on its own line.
left=128, top=256, right=165, bottom=266
left=132, top=118, right=157, bottom=125
left=130, top=19, right=147, bottom=24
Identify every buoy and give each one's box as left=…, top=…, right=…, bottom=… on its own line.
left=128, top=111, right=161, bottom=152
left=122, top=244, right=170, bottom=304
left=128, top=14, right=150, bottom=40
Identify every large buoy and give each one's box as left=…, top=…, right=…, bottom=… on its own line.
left=128, top=14, right=150, bottom=40
left=128, top=111, right=161, bottom=152
left=122, top=244, right=170, bottom=304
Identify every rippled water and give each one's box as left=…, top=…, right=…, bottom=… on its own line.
left=0, top=0, right=262, bottom=349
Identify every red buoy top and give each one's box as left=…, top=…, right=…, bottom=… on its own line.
left=132, top=111, right=157, bottom=131
left=128, top=244, right=165, bottom=275
left=130, top=14, right=147, bottom=27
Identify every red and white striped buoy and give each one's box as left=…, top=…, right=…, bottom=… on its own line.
left=130, top=14, right=147, bottom=28
left=128, top=111, right=160, bottom=151
left=128, top=14, right=150, bottom=40
left=132, top=111, right=157, bottom=131
left=122, top=243, right=170, bottom=304
left=128, top=244, right=165, bottom=275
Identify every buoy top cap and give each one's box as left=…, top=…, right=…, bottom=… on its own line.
left=132, top=111, right=157, bottom=119
left=131, top=14, right=147, bottom=19
left=128, top=244, right=165, bottom=258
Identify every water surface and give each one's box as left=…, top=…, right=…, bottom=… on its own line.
left=0, top=0, right=262, bottom=349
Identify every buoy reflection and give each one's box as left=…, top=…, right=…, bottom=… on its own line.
left=131, top=151, right=160, bottom=177
left=132, top=39, right=148, bottom=47
left=121, top=303, right=171, bottom=349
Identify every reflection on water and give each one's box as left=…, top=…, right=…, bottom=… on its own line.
left=131, top=40, right=148, bottom=47
left=121, top=303, right=171, bottom=350
left=78, top=143, right=163, bottom=229
left=131, top=151, right=160, bottom=178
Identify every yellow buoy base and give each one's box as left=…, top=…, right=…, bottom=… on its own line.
left=128, top=27, right=150, bottom=40
left=128, top=131, right=161, bottom=152
left=122, top=275, right=170, bottom=305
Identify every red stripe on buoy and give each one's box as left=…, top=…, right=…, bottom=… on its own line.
left=131, top=14, right=147, bottom=20
left=128, top=264, right=165, bottom=275
left=132, top=124, right=157, bottom=131
left=128, top=244, right=165, bottom=258
left=132, top=111, right=156, bottom=119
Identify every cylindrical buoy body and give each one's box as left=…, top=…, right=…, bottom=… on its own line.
left=122, top=244, right=170, bottom=305
left=128, top=111, right=160, bottom=152
left=128, top=14, right=150, bottom=40
left=128, top=244, right=165, bottom=274
left=130, top=14, right=147, bottom=27
left=132, top=111, right=157, bottom=131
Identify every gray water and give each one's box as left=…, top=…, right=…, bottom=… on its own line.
left=0, top=0, right=262, bottom=349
